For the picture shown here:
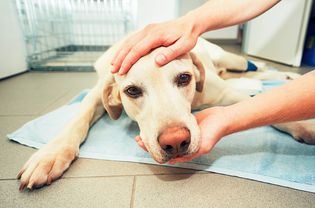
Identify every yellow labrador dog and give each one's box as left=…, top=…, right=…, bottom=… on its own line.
left=17, top=37, right=315, bottom=191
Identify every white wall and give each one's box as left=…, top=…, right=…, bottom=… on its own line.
left=242, top=0, right=312, bottom=66
left=0, top=0, right=27, bottom=78
left=136, top=0, right=177, bottom=29
left=177, top=0, right=239, bottom=39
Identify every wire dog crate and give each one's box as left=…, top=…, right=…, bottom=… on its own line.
left=15, top=0, right=135, bottom=71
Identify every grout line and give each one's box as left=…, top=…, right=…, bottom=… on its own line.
left=0, top=170, right=206, bottom=181
left=0, top=114, right=37, bottom=117
left=61, top=171, right=206, bottom=179
left=0, top=178, right=17, bottom=181
left=130, top=176, right=136, bottom=208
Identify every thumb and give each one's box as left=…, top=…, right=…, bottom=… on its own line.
left=135, top=136, right=148, bottom=152
left=198, top=119, right=223, bottom=154
left=155, top=36, right=195, bottom=66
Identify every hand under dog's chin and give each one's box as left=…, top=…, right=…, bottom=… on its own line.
left=151, top=149, right=198, bottom=164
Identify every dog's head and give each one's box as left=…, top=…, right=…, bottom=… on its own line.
left=95, top=47, right=205, bottom=163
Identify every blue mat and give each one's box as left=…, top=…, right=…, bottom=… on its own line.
left=8, top=81, right=315, bottom=193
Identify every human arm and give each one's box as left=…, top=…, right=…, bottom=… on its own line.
left=111, top=0, right=280, bottom=75
left=166, top=70, right=315, bottom=164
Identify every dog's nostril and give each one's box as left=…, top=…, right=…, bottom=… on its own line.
left=180, top=139, right=189, bottom=148
left=162, top=145, right=174, bottom=154
left=179, top=138, right=190, bottom=153
left=164, top=145, right=173, bottom=151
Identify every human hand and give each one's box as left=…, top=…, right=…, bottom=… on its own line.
left=134, top=107, right=229, bottom=164
left=111, top=15, right=202, bottom=75
left=168, top=107, right=229, bottom=164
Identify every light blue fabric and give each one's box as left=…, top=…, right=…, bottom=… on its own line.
left=7, top=81, right=315, bottom=193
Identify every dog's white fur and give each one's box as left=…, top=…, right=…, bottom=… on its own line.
left=17, top=37, right=315, bottom=190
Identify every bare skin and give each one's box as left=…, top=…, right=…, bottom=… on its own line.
left=111, top=0, right=280, bottom=75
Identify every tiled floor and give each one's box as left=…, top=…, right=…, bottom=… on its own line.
left=1, top=45, right=315, bottom=208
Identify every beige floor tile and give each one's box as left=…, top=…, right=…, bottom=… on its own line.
left=0, top=72, right=47, bottom=91
left=33, top=71, right=97, bottom=90
left=0, top=78, right=67, bottom=116
left=133, top=173, right=315, bottom=208
left=0, top=71, right=97, bottom=91
left=0, top=139, right=35, bottom=179
left=0, top=116, right=38, bottom=179
left=0, top=72, right=97, bottom=116
left=0, top=177, right=133, bottom=208
left=0, top=116, right=35, bottom=135
left=0, top=88, right=67, bottom=116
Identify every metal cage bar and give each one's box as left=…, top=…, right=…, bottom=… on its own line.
left=15, top=0, right=135, bottom=71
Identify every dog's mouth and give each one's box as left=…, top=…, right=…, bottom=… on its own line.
left=142, top=135, right=201, bottom=164
left=150, top=148, right=195, bottom=164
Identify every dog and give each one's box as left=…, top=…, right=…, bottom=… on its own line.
left=17, top=37, right=315, bottom=191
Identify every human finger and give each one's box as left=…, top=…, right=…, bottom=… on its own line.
left=155, top=36, right=196, bottom=66
left=135, top=135, right=148, bottom=152
left=118, top=37, right=163, bottom=75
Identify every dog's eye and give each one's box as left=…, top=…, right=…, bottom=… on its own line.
left=124, top=86, right=143, bottom=98
left=176, top=73, right=192, bottom=87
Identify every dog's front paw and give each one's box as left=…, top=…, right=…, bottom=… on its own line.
left=17, top=144, right=78, bottom=191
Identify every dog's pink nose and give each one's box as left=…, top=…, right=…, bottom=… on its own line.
left=158, top=126, right=191, bottom=156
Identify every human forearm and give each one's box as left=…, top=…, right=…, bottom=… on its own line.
left=184, top=0, right=280, bottom=35
left=223, top=71, right=315, bottom=135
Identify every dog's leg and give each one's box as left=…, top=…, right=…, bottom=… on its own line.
left=213, top=50, right=263, bottom=80
left=273, top=121, right=315, bottom=144
left=212, top=47, right=301, bottom=81
left=196, top=38, right=253, bottom=72
left=18, top=83, right=104, bottom=190
left=214, top=51, right=249, bottom=72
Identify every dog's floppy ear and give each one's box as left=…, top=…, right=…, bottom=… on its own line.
left=190, top=52, right=205, bottom=92
left=100, top=75, right=122, bottom=120
left=94, top=51, right=122, bottom=120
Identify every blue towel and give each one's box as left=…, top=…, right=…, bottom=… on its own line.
left=8, top=81, right=315, bottom=193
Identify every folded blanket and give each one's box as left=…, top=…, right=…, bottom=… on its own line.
left=8, top=80, right=315, bottom=193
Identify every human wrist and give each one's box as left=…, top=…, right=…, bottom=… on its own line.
left=181, top=10, right=206, bottom=36
left=218, top=105, right=241, bottom=137
left=205, top=106, right=234, bottom=139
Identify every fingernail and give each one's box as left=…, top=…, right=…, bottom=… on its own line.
left=156, top=54, right=166, bottom=65
left=111, top=66, right=117, bottom=73
left=27, top=182, right=34, bottom=190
